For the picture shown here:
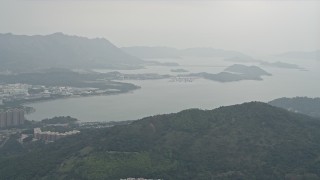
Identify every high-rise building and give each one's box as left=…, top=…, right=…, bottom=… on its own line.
left=0, top=109, right=25, bottom=128
left=19, top=110, right=25, bottom=125
left=13, top=109, right=19, bottom=126
left=0, top=112, right=7, bottom=128
left=6, top=110, right=13, bottom=127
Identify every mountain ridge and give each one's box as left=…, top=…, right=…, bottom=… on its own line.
left=0, top=33, right=144, bottom=72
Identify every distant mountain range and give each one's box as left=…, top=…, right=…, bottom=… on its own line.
left=276, top=50, right=320, bottom=60
left=1, top=102, right=320, bottom=179
left=122, top=46, right=309, bottom=70
left=121, top=46, right=250, bottom=59
left=0, top=33, right=144, bottom=72
left=1, top=33, right=314, bottom=73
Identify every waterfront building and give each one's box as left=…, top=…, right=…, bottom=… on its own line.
left=19, top=110, right=25, bottom=125
left=0, top=109, right=25, bottom=128
left=6, top=110, right=13, bottom=127
left=13, top=109, right=19, bottom=126
left=0, top=111, right=7, bottom=128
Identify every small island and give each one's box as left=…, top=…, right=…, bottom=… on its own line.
left=260, top=61, right=305, bottom=70
left=170, top=69, right=189, bottom=73
left=187, top=64, right=271, bottom=82
left=224, top=64, right=271, bottom=76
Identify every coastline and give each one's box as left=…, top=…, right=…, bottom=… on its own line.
left=5, top=87, right=141, bottom=117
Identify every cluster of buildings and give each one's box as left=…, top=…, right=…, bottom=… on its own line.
left=0, top=84, right=30, bottom=104
left=34, top=128, right=80, bottom=142
left=169, top=77, right=195, bottom=83
left=0, top=84, right=29, bottom=95
left=0, top=109, right=25, bottom=128
left=0, top=83, right=108, bottom=104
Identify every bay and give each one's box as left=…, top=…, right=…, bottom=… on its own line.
left=26, top=57, right=320, bottom=122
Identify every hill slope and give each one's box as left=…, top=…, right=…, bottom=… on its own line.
left=1, top=102, right=320, bottom=179
left=0, top=33, right=143, bottom=72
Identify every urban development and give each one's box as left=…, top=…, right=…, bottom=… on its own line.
left=0, top=83, right=115, bottom=105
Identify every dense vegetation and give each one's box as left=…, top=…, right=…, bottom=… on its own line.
left=41, top=116, right=78, bottom=125
left=1, top=102, right=320, bottom=179
left=269, top=97, right=320, bottom=118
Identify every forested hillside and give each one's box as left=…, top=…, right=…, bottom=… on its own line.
left=1, top=102, right=320, bottom=180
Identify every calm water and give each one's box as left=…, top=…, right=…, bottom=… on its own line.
left=26, top=57, right=320, bottom=122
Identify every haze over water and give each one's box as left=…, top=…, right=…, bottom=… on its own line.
left=26, top=57, right=320, bottom=122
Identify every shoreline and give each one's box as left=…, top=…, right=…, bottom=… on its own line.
left=22, top=90, right=136, bottom=105
left=3, top=88, right=140, bottom=117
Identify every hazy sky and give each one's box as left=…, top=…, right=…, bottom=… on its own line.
left=1, top=0, right=320, bottom=55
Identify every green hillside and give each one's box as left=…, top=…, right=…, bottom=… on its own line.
left=1, top=102, right=320, bottom=180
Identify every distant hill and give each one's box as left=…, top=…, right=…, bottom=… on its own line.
left=0, top=33, right=144, bottom=72
left=1, top=102, right=320, bottom=179
left=180, top=47, right=248, bottom=58
left=269, top=97, right=320, bottom=118
left=260, top=61, right=305, bottom=70
left=190, top=64, right=271, bottom=82
left=225, top=64, right=271, bottom=76
left=276, top=50, right=320, bottom=60
left=224, top=56, right=260, bottom=63
left=224, top=56, right=305, bottom=70
left=122, top=46, right=250, bottom=59
left=121, top=46, right=181, bottom=59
